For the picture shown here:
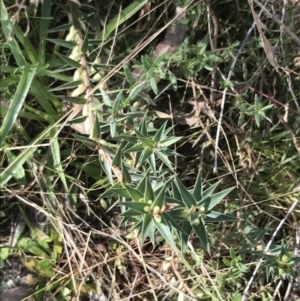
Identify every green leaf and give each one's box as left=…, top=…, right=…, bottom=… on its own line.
left=179, top=221, right=193, bottom=251
left=140, top=148, right=154, bottom=164
left=171, top=181, right=182, bottom=202
left=206, top=211, right=237, bottom=222
left=128, top=81, right=147, bottom=101
left=175, top=178, right=197, bottom=208
left=192, top=170, right=203, bottom=200
left=46, top=38, right=77, bottom=48
left=201, top=187, right=235, bottom=211
left=0, top=64, right=37, bottom=146
left=150, top=77, right=158, bottom=95
left=136, top=172, right=148, bottom=193
left=192, top=218, right=210, bottom=252
left=112, top=144, right=123, bottom=167
left=50, top=128, right=68, bottom=191
left=155, top=150, right=174, bottom=171
left=118, top=133, right=138, bottom=144
left=18, top=237, right=50, bottom=258
left=99, top=0, right=148, bottom=40
left=120, top=208, right=144, bottom=217
left=154, top=215, right=178, bottom=251
left=144, top=179, right=155, bottom=203
left=139, top=137, right=156, bottom=148
left=0, top=1, right=26, bottom=66
left=39, top=0, right=52, bottom=65
left=121, top=161, right=132, bottom=184
left=5, top=149, right=26, bottom=186
left=101, top=89, right=112, bottom=107
left=81, top=33, right=89, bottom=53
left=148, top=153, right=156, bottom=175
left=49, top=80, right=83, bottom=92
left=152, top=184, right=167, bottom=208
left=36, top=259, right=55, bottom=278
left=124, top=143, right=144, bottom=153
left=120, top=201, right=150, bottom=214
left=54, top=51, right=82, bottom=68
left=99, top=153, right=113, bottom=185
left=153, top=121, right=167, bottom=142
left=112, top=92, right=124, bottom=115
left=125, top=185, right=144, bottom=202
left=124, top=63, right=135, bottom=86
left=141, top=214, right=154, bottom=244
left=13, top=24, right=38, bottom=64
left=165, top=207, right=189, bottom=221
left=0, top=127, right=51, bottom=187
left=139, top=114, right=148, bottom=137
left=160, top=136, right=182, bottom=147
left=202, top=181, right=221, bottom=199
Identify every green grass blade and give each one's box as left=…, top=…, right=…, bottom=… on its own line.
left=0, top=0, right=26, bottom=66
left=0, top=64, right=37, bottom=146
left=39, top=0, right=52, bottom=65
left=13, top=24, right=38, bottom=64
left=50, top=129, right=68, bottom=191
left=0, top=127, right=51, bottom=186
left=100, top=0, right=148, bottom=41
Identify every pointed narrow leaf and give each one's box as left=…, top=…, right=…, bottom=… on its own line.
left=54, top=51, right=81, bottom=68
left=92, top=113, right=101, bottom=138
left=50, top=129, right=68, bottom=191
left=119, top=133, right=138, bottom=144
left=120, top=208, right=143, bottom=217
left=202, top=186, right=235, bottom=211
left=144, top=179, right=155, bottom=203
left=0, top=64, right=37, bottom=146
left=150, top=77, right=158, bottom=95
left=160, top=136, right=182, bottom=147
left=139, top=114, right=148, bottom=137
left=99, top=155, right=113, bottom=185
left=121, top=161, right=131, bottom=184
left=100, top=0, right=148, bottom=40
left=141, top=214, right=154, bottom=244
left=175, top=178, right=197, bottom=208
left=154, top=215, right=178, bottom=251
left=120, top=201, right=150, bottom=213
left=124, top=143, right=144, bottom=153
left=202, top=181, right=221, bottom=199
left=124, top=63, right=135, bottom=86
left=192, top=170, right=203, bottom=200
left=148, top=153, right=156, bottom=175
left=46, top=39, right=77, bottom=48
left=0, top=1, right=26, bottom=65
left=81, top=33, right=89, bottom=53
left=128, top=81, right=147, bottom=101
left=125, top=185, right=144, bottom=202
left=139, top=137, right=156, bottom=148
left=136, top=172, right=149, bottom=193
left=153, top=121, right=167, bottom=142
left=193, top=218, right=210, bottom=252
left=100, top=183, right=128, bottom=198
left=206, top=211, right=237, bottom=222
left=100, top=89, right=112, bottom=107
left=155, top=150, right=173, bottom=171
left=112, top=91, right=124, bottom=115
left=179, top=221, right=193, bottom=251
left=171, top=181, right=182, bottom=201
left=140, top=148, right=153, bottom=164
left=112, top=144, right=123, bottom=167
